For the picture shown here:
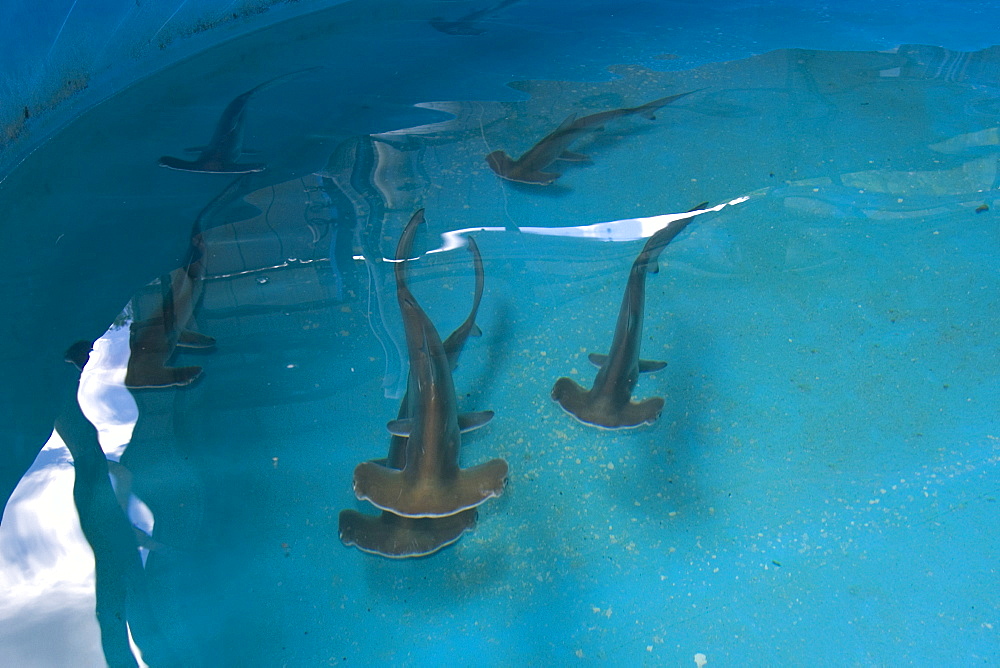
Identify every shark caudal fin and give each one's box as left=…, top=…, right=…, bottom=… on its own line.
left=353, top=459, right=508, bottom=518
left=338, top=508, right=477, bottom=559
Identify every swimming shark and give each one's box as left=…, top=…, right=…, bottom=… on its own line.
left=352, top=209, right=508, bottom=518
left=158, top=70, right=312, bottom=174
left=339, top=234, right=486, bottom=557
left=486, top=90, right=700, bottom=185
left=551, top=203, right=707, bottom=429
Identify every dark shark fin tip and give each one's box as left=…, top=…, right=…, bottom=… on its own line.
left=638, top=359, right=667, bottom=373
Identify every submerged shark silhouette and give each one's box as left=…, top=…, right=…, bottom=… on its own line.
left=551, top=203, right=707, bottom=429
left=158, top=70, right=313, bottom=174
left=124, top=231, right=215, bottom=389
left=352, top=209, right=508, bottom=518
left=486, top=90, right=700, bottom=185
left=340, top=234, right=487, bottom=557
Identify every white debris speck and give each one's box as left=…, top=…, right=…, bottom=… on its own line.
left=694, top=652, right=708, bottom=668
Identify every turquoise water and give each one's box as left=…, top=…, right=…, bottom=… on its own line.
left=2, top=1, right=1000, bottom=665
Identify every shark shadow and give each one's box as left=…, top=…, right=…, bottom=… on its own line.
left=158, top=69, right=314, bottom=174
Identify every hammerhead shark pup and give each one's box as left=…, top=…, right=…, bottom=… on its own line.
left=353, top=210, right=508, bottom=518
left=486, top=90, right=700, bottom=185
left=159, top=70, right=312, bottom=174
left=551, top=203, right=707, bottom=429
left=340, top=235, right=486, bottom=557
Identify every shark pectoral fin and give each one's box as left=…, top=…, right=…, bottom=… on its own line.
left=619, top=396, right=665, bottom=427
left=557, top=150, right=591, bottom=162
left=515, top=170, right=562, bottom=185
left=470, top=323, right=483, bottom=337
left=338, top=508, right=476, bottom=558
left=177, top=330, right=216, bottom=348
left=458, top=410, right=494, bottom=433
left=587, top=353, right=608, bottom=367
left=638, top=359, right=667, bottom=373
left=386, top=418, right=413, bottom=437
left=159, top=156, right=201, bottom=170
left=222, top=162, right=267, bottom=174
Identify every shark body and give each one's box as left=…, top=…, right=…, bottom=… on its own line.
left=551, top=204, right=706, bottom=429
left=352, top=210, right=508, bottom=518
left=486, top=90, right=699, bottom=185
left=340, top=234, right=486, bottom=557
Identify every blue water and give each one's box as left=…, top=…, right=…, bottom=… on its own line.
left=3, top=1, right=1000, bottom=665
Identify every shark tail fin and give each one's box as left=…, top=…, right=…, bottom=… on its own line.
left=338, top=508, right=477, bottom=558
